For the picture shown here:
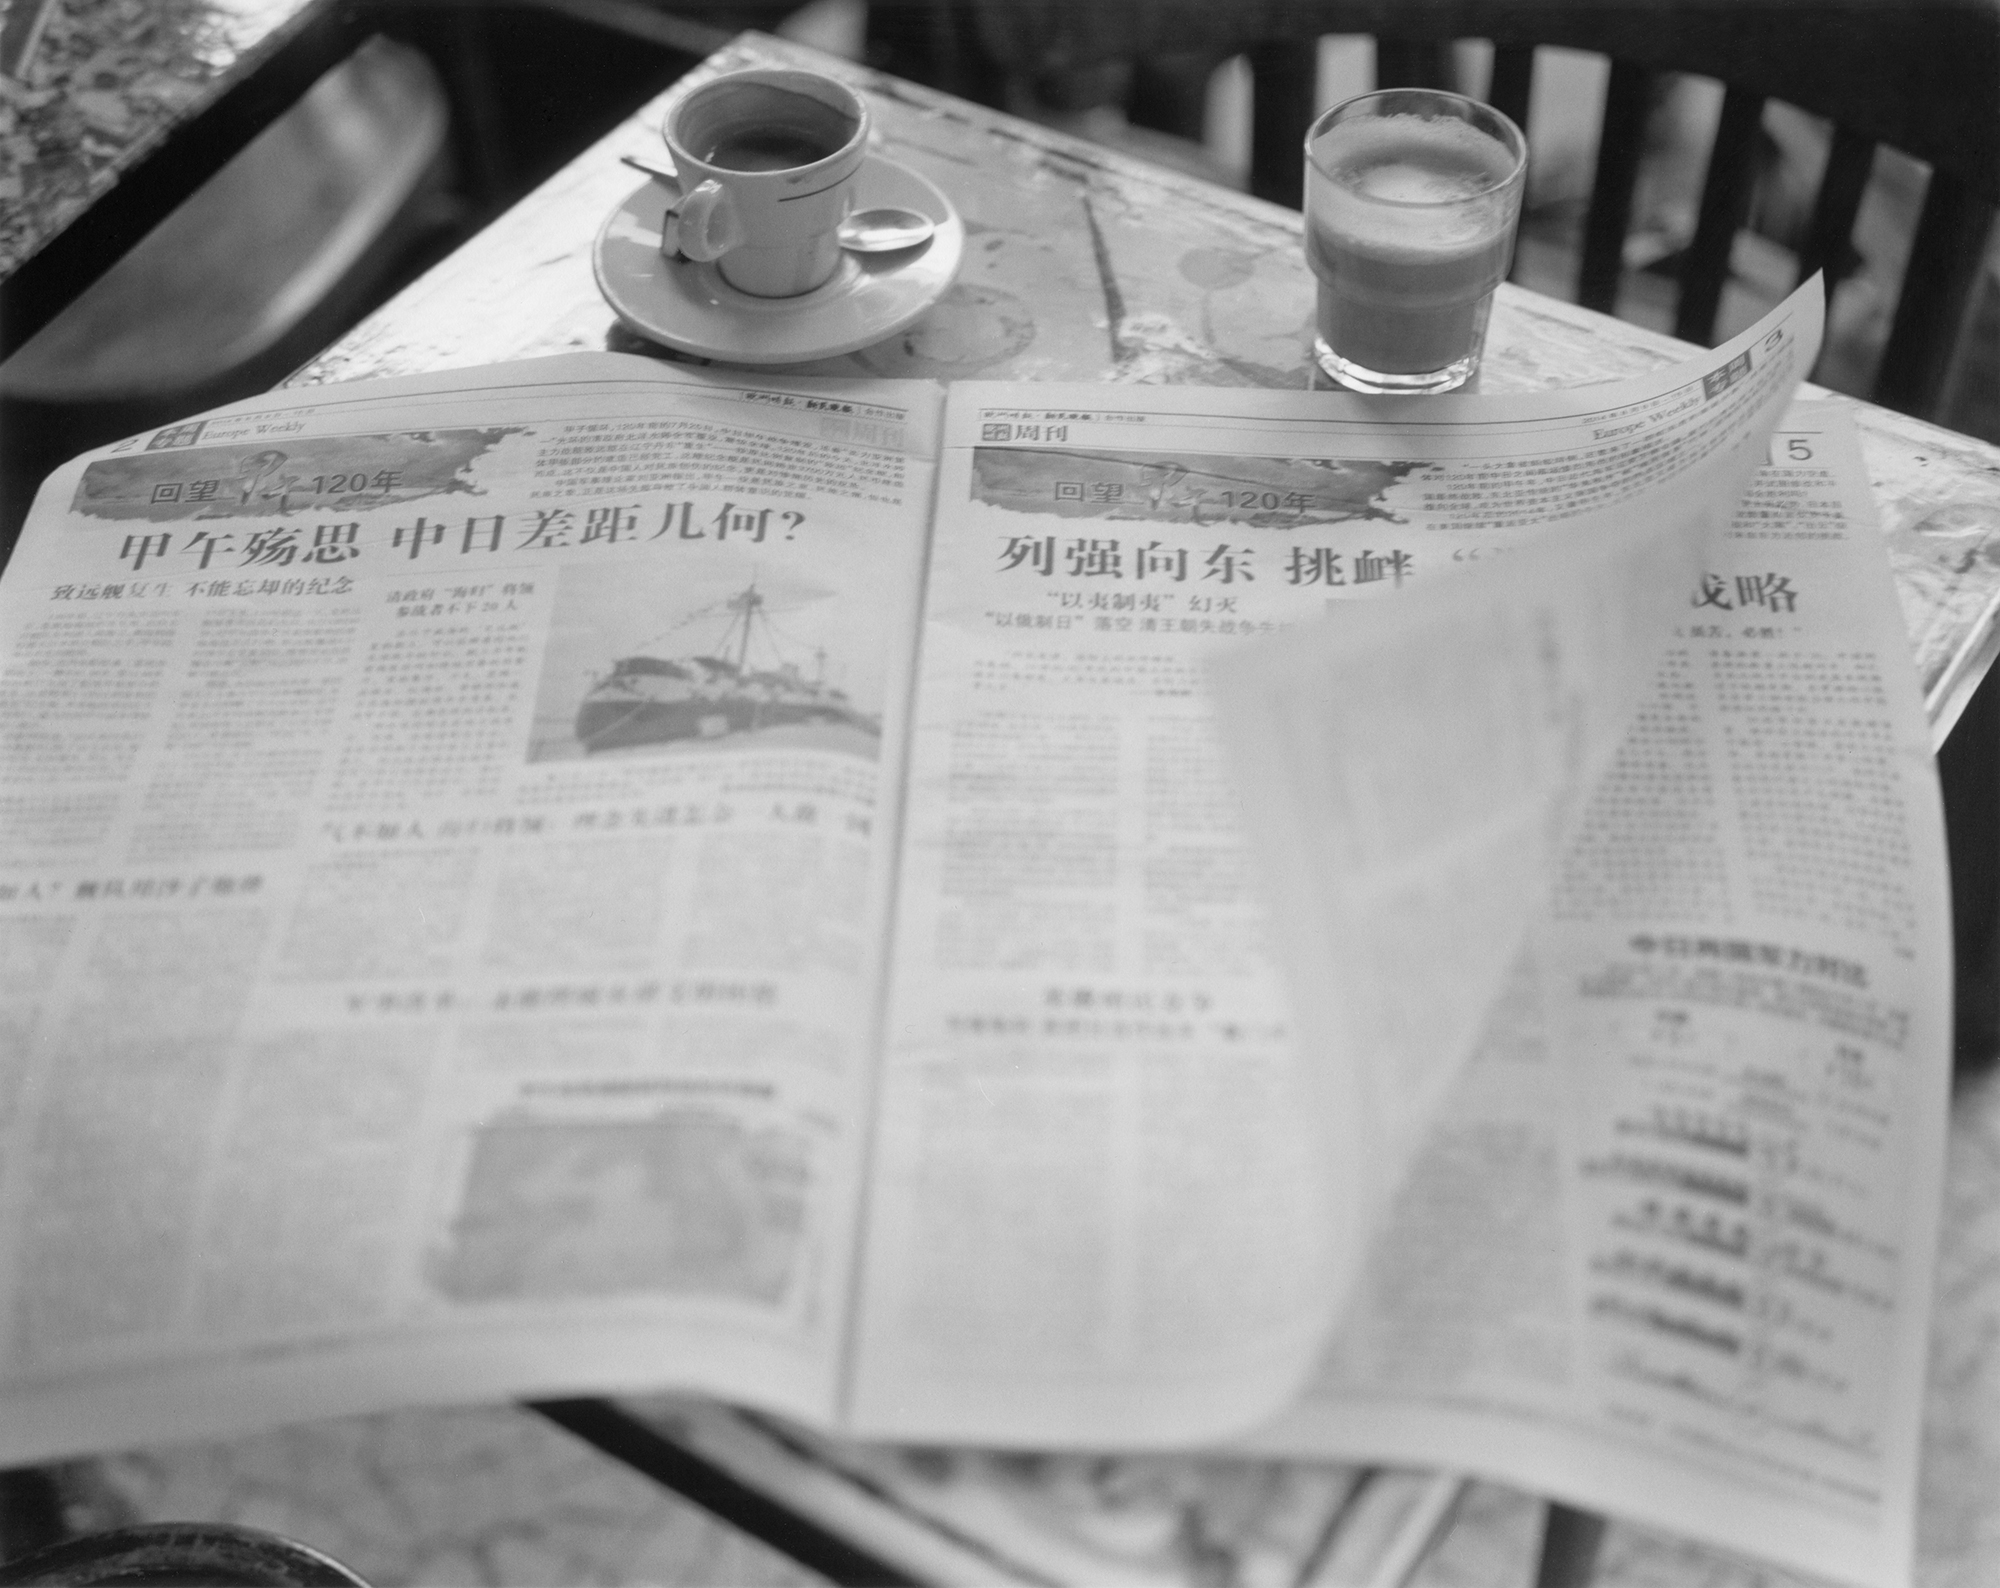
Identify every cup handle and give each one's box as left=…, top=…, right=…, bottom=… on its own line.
left=671, top=180, right=745, bottom=262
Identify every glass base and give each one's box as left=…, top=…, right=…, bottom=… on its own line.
left=1313, top=337, right=1477, bottom=394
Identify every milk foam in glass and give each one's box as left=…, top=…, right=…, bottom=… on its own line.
left=1304, top=90, right=1527, bottom=393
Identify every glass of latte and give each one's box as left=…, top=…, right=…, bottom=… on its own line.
left=1304, top=89, right=1527, bottom=394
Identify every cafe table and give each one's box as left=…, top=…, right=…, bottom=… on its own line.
left=201, top=25, right=2000, bottom=1588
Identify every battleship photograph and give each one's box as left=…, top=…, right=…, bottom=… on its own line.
left=529, top=560, right=886, bottom=764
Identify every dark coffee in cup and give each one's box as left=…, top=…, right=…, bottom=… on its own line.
left=689, top=83, right=859, bottom=173
left=704, top=125, right=841, bottom=172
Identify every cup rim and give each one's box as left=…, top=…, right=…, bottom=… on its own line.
left=1303, top=88, right=1527, bottom=203
left=666, top=67, right=870, bottom=179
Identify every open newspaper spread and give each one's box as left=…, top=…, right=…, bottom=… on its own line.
left=0, top=279, right=1946, bottom=1585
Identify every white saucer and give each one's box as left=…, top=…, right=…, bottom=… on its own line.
left=594, top=154, right=964, bottom=365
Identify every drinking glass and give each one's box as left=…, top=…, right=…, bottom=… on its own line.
left=1304, top=89, right=1528, bottom=394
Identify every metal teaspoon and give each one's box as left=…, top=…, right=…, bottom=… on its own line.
left=619, top=154, right=935, bottom=253
left=836, top=207, right=936, bottom=253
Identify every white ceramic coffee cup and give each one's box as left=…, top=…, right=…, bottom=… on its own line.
left=661, top=68, right=871, bottom=298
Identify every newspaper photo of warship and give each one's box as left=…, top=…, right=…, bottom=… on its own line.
left=574, top=582, right=879, bottom=754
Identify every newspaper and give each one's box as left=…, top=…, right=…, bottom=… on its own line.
left=0, top=278, right=1946, bottom=1585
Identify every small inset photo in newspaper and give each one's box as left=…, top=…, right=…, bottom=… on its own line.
left=528, top=556, right=886, bottom=763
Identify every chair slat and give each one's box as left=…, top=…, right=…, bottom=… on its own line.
left=1876, top=171, right=1999, bottom=418
left=1674, top=85, right=1767, bottom=345
left=1375, top=37, right=1452, bottom=91
left=1248, top=40, right=1314, bottom=207
left=1577, top=59, right=1654, bottom=313
left=1488, top=42, right=1536, bottom=284
left=1533, top=1502, right=1607, bottom=1588
left=1797, top=124, right=1875, bottom=290
left=1487, top=42, right=1534, bottom=134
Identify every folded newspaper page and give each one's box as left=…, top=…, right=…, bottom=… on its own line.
left=1223, top=400, right=1949, bottom=1588
left=0, top=278, right=1924, bottom=1588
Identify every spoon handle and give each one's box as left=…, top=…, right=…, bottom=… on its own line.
left=620, top=153, right=681, bottom=185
